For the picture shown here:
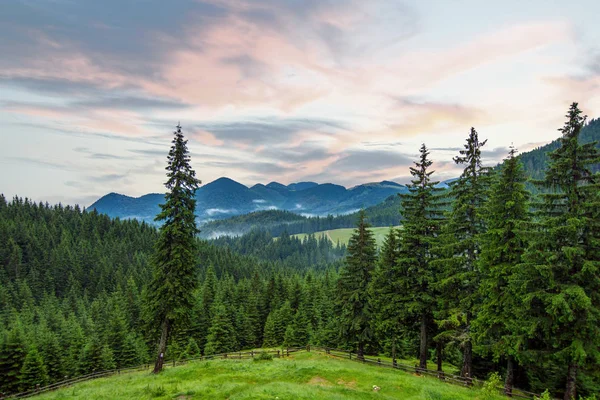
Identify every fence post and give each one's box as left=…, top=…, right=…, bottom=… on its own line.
left=377, top=358, right=381, bottom=366
left=286, top=348, right=289, bottom=357
left=251, top=350, right=254, bottom=358
left=307, top=344, right=310, bottom=352
left=349, top=352, right=352, bottom=360
left=277, top=350, right=280, bottom=358
left=393, top=358, right=397, bottom=368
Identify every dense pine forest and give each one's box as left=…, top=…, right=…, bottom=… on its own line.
left=1, top=104, right=599, bottom=399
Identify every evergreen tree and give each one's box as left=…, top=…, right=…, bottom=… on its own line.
left=370, top=227, right=403, bottom=360
left=38, top=329, right=64, bottom=382
left=396, top=144, right=446, bottom=370
left=337, top=210, right=377, bottom=359
left=147, top=124, right=201, bottom=373
left=99, top=345, right=116, bottom=371
left=436, top=128, right=491, bottom=378
left=0, top=328, right=26, bottom=394
left=472, top=147, right=530, bottom=395
left=204, top=303, right=236, bottom=355
left=518, top=103, right=600, bottom=400
left=180, top=338, right=202, bottom=360
left=78, top=334, right=105, bottom=374
left=19, top=347, right=49, bottom=391
left=262, top=301, right=292, bottom=347
left=283, top=308, right=311, bottom=347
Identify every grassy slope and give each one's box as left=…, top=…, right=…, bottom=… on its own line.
left=35, top=352, right=503, bottom=400
left=293, top=226, right=400, bottom=247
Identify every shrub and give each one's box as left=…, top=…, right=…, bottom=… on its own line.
left=481, top=372, right=502, bottom=399
left=254, top=352, right=274, bottom=361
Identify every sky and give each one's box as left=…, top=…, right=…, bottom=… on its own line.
left=1, top=0, right=599, bottom=207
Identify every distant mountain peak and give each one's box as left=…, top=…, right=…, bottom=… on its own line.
left=266, top=182, right=288, bottom=190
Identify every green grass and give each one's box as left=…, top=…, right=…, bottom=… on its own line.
left=293, top=226, right=401, bottom=247
left=35, top=351, right=504, bottom=400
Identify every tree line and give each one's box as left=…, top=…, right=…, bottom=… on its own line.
left=334, top=103, right=599, bottom=399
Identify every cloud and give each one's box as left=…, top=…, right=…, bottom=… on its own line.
left=87, top=174, right=128, bottom=183
left=195, top=117, right=346, bottom=146
left=73, top=147, right=130, bottom=160
left=202, top=160, right=295, bottom=175
left=328, top=149, right=412, bottom=172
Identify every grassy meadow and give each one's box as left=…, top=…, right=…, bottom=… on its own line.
left=34, top=351, right=505, bottom=400
left=292, top=226, right=401, bottom=247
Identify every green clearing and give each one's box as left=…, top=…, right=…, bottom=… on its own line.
left=34, top=351, right=504, bottom=400
left=293, top=226, right=401, bottom=247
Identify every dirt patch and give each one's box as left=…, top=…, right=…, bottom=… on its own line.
left=308, top=376, right=333, bottom=387
left=336, top=378, right=357, bottom=388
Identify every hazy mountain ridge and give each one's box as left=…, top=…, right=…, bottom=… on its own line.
left=90, top=178, right=410, bottom=225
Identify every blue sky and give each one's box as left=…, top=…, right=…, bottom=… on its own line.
left=1, top=0, right=599, bottom=206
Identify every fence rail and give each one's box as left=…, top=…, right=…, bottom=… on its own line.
left=4, top=346, right=545, bottom=400
left=3, top=348, right=303, bottom=399
left=311, top=346, right=545, bottom=400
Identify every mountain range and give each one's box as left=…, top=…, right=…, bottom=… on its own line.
left=89, top=117, right=600, bottom=229
left=89, top=178, right=412, bottom=225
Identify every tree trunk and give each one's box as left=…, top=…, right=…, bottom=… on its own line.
left=436, top=341, right=443, bottom=372
left=461, top=316, right=472, bottom=380
left=153, top=318, right=170, bottom=373
left=419, top=313, right=428, bottom=370
left=564, top=362, right=577, bottom=400
left=461, top=338, right=472, bottom=380
left=357, top=342, right=364, bottom=361
left=504, top=356, right=514, bottom=397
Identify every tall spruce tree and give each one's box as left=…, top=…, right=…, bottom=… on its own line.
left=518, top=103, right=600, bottom=400
left=148, top=124, right=201, bottom=373
left=437, top=128, right=491, bottom=378
left=472, top=147, right=530, bottom=395
left=397, top=144, right=446, bottom=370
left=370, top=227, right=402, bottom=361
left=337, top=210, right=377, bottom=359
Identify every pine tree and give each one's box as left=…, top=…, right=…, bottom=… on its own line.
left=204, top=303, right=236, bottom=355
left=337, top=210, right=377, bottom=359
left=396, top=144, right=446, bottom=370
left=436, top=128, right=491, bottom=378
left=99, top=345, right=116, bottom=370
left=148, top=124, right=201, bottom=373
left=38, top=329, right=64, bottom=382
left=283, top=308, right=311, bottom=347
left=78, top=334, right=105, bottom=374
left=180, top=338, right=202, bottom=360
left=262, top=301, right=292, bottom=347
left=370, top=227, right=403, bottom=360
left=472, top=147, right=530, bottom=395
left=0, top=328, right=26, bottom=394
left=19, top=347, right=49, bottom=391
left=518, top=103, right=600, bottom=400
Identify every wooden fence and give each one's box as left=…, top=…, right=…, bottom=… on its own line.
left=4, top=346, right=546, bottom=400
left=3, top=348, right=303, bottom=399
left=311, top=346, right=545, bottom=400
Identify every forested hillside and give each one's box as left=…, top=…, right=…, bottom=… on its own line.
left=0, top=197, right=343, bottom=395
left=518, top=117, right=600, bottom=181
left=199, top=194, right=404, bottom=239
